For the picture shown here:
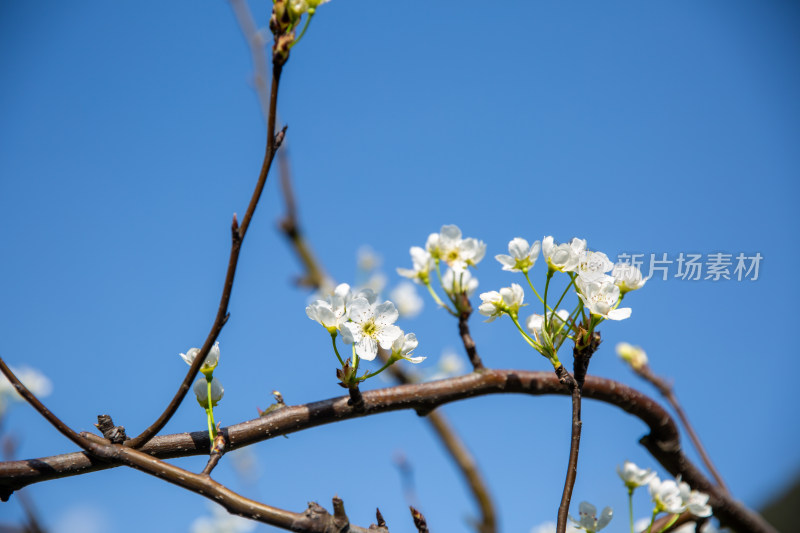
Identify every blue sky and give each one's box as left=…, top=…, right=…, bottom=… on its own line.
left=1, top=1, right=798, bottom=532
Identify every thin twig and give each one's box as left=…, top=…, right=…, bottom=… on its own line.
left=379, top=348, right=496, bottom=533
left=556, top=329, right=599, bottom=533
left=0, top=369, right=776, bottom=533
left=637, top=364, right=729, bottom=493
left=1, top=359, right=384, bottom=533
left=457, top=300, right=484, bottom=371
left=125, top=63, right=284, bottom=449
left=410, top=506, right=430, bottom=533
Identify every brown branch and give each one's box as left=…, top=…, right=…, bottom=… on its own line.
left=410, top=506, right=430, bottom=533
left=125, top=63, right=285, bottom=449
left=457, top=300, right=484, bottom=371
left=0, top=369, right=775, bottom=533
left=379, top=348, right=496, bottom=533
left=229, top=0, right=271, bottom=123
left=637, top=364, right=729, bottom=493
left=556, top=330, right=600, bottom=533
left=2, top=358, right=388, bottom=533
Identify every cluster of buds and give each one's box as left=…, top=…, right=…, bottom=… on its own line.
left=269, top=0, right=330, bottom=65
left=306, top=283, right=424, bottom=387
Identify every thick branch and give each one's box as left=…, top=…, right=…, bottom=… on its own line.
left=0, top=370, right=775, bottom=533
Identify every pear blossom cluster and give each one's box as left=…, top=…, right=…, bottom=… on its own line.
left=397, top=224, right=486, bottom=315
left=474, top=235, right=646, bottom=367
left=306, top=283, right=424, bottom=385
left=617, top=460, right=712, bottom=532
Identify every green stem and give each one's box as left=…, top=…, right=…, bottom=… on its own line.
left=361, top=357, right=396, bottom=380
left=552, top=273, right=576, bottom=314
left=351, top=344, right=359, bottom=381
left=523, top=271, right=547, bottom=306
left=628, top=488, right=635, bottom=533
left=290, top=13, right=314, bottom=48
left=543, top=271, right=553, bottom=321
left=656, top=514, right=680, bottom=533
left=205, top=378, right=217, bottom=443
left=331, top=333, right=344, bottom=366
left=425, top=280, right=456, bottom=315
left=510, top=315, right=540, bottom=350
left=645, top=508, right=659, bottom=533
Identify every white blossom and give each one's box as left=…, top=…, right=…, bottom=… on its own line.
left=526, top=309, right=570, bottom=344
left=193, top=377, right=224, bottom=408
left=576, top=278, right=631, bottom=321
left=442, top=268, right=479, bottom=297
left=679, top=481, right=713, bottom=517
left=390, top=282, right=424, bottom=318
left=340, top=298, right=403, bottom=360
left=391, top=332, right=425, bottom=364
left=542, top=236, right=585, bottom=273
left=496, top=238, right=541, bottom=273
left=648, top=477, right=686, bottom=514
left=426, top=224, right=486, bottom=272
left=617, top=461, right=656, bottom=490
left=612, top=263, right=647, bottom=294
left=577, top=251, right=614, bottom=283
left=569, top=501, right=613, bottom=533
left=305, top=283, right=352, bottom=332
left=180, top=342, right=221, bottom=374
left=616, top=343, right=648, bottom=371
left=397, top=246, right=434, bottom=284
left=478, top=283, right=524, bottom=321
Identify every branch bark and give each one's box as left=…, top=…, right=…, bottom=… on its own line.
left=0, top=369, right=775, bottom=533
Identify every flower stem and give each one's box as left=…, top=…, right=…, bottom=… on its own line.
left=351, top=345, right=359, bottom=381
left=361, top=358, right=396, bottom=380
left=290, top=13, right=314, bottom=48
left=205, top=378, right=217, bottom=444
left=656, top=514, right=680, bottom=533
left=523, top=271, right=546, bottom=306
left=425, top=280, right=456, bottom=315
left=544, top=271, right=553, bottom=320
left=331, top=333, right=344, bottom=366
left=552, top=273, right=576, bottom=314
left=645, top=508, right=659, bottom=533
left=628, top=488, right=635, bottom=533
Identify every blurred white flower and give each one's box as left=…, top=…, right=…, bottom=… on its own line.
left=357, top=245, right=381, bottom=272
left=427, top=349, right=465, bottom=381
left=340, top=298, right=402, bottom=360
left=569, top=501, right=613, bottom=532
left=530, top=521, right=580, bottom=533
left=617, top=461, right=656, bottom=490
left=496, top=237, right=541, bottom=273
left=390, top=281, right=424, bottom=318
left=190, top=503, right=256, bottom=533
left=0, top=366, right=52, bottom=415
left=649, top=477, right=686, bottom=514
left=612, top=262, right=646, bottom=294
left=426, top=224, right=485, bottom=272
left=442, top=268, right=479, bottom=297
left=616, top=343, right=648, bottom=371
left=180, top=342, right=221, bottom=374
left=679, top=481, right=713, bottom=517
left=193, top=377, right=224, bottom=408
left=397, top=246, right=434, bottom=284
